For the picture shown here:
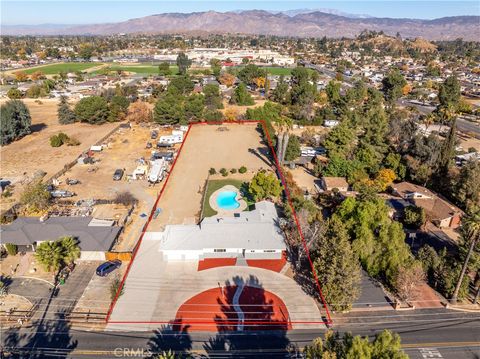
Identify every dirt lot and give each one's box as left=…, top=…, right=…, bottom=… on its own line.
left=0, top=99, right=119, bottom=212
left=288, top=167, right=321, bottom=193
left=55, top=124, right=170, bottom=251
left=149, top=123, right=273, bottom=230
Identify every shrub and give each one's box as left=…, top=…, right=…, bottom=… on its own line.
left=230, top=168, right=237, bottom=174
left=65, top=136, right=81, bottom=146
left=209, top=168, right=216, bottom=175
left=239, top=166, right=247, bottom=174
left=50, top=132, right=70, bottom=147
left=7, top=88, right=22, bottom=99
left=220, top=168, right=228, bottom=177
left=110, top=274, right=124, bottom=301
left=50, top=135, right=63, bottom=147
left=5, top=243, right=18, bottom=256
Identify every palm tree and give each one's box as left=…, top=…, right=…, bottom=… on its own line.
left=60, top=236, right=80, bottom=264
left=35, top=241, right=64, bottom=273
left=451, top=208, right=480, bottom=304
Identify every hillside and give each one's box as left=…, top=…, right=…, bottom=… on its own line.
left=1, top=10, right=478, bottom=40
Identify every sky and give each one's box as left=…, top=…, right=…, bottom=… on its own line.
left=1, top=1, right=479, bottom=25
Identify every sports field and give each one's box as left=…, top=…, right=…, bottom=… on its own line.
left=107, top=64, right=180, bottom=75
left=21, top=62, right=102, bottom=75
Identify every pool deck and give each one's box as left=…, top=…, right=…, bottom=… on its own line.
left=209, top=185, right=248, bottom=217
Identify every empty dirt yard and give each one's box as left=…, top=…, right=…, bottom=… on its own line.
left=0, top=99, right=119, bottom=212
left=149, top=123, right=273, bottom=230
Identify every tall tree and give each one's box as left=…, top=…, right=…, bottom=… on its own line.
left=74, top=96, right=110, bottom=124
left=382, top=68, right=407, bottom=105
left=0, top=99, right=32, bottom=145
left=313, top=217, right=361, bottom=311
left=203, top=84, right=223, bottom=110
left=436, top=117, right=457, bottom=178
left=57, top=95, right=76, bottom=124
left=451, top=208, right=480, bottom=304
left=438, top=75, right=461, bottom=110
left=231, top=83, right=254, bottom=106
left=176, top=52, right=192, bottom=75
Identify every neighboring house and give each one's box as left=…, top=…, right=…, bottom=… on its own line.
left=392, top=182, right=463, bottom=228
left=144, top=201, right=286, bottom=261
left=321, top=177, right=349, bottom=192
left=0, top=216, right=122, bottom=260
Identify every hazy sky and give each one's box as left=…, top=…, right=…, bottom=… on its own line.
left=1, top=1, right=479, bottom=25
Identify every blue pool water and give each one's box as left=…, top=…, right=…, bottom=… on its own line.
left=216, top=191, right=240, bottom=210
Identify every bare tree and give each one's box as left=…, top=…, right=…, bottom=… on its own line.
left=395, top=264, right=426, bottom=305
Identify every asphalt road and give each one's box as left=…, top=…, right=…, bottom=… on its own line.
left=2, top=309, right=479, bottom=358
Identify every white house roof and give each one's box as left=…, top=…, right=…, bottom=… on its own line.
left=146, top=201, right=285, bottom=251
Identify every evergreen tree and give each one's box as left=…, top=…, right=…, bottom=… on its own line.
left=74, top=96, right=110, bottom=124
left=153, top=92, right=185, bottom=125
left=231, top=83, right=255, bottom=105
left=176, top=52, right=192, bottom=75
left=381, top=68, right=407, bottom=104
left=313, top=217, right=361, bottom=311
left=0, top=99, right=32, bottom=145
left=436, top=117, right=457, bottom=179
left=57, top=95, right=76, bottom=124
left=438, top=75, right=461, bottom=110
left=203, top=84, right=223, bottom=110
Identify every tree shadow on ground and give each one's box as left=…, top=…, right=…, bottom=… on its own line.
left=1, top=310, right=77, bottom=358
left=30, top=123, right=47, bottom=133
left=248, top=147, right=272, bottom=167
left=147, top=318, right=192, bottom=358
left=202, top=275, right=296, bottom=358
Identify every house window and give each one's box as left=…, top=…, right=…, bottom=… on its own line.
left=263, top=250, right=276, bottom=253
left=214, top=248, right=226, bottom=253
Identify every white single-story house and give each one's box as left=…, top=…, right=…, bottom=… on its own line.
left=0, top=216, right=122, bottom=260
left=144, top=201, right=286, bottom=261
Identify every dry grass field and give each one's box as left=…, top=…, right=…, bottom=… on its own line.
left=0, top=99, right=119, bottom=211
left=149, top=123, right=273, bottom=230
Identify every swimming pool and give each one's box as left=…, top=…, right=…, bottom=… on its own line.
left=216, top=191, right=240, bottom=210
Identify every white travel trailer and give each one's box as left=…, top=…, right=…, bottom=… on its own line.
left=148, top=159, right=167, bottom=183
left=158, top=130, right=183, bottom=145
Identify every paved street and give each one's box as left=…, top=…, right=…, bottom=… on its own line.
left=2, top=308, right=479, bottom=358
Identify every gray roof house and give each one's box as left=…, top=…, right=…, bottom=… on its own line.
left=1, top=216, right=122, bottom=260
left=144, top=201, right=286, bottom=261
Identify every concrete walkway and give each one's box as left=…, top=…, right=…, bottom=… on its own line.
left=107, top=237, right=326, bottom=331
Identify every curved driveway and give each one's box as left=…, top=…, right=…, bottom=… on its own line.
left=107, top=238, right=325, bottom=331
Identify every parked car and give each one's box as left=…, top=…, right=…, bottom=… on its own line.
left=95, top=260, right=121, bottom=277
left=50, top=190, right=75, bottom=198
left=150, top=130, right=158, bottom=140
left=113, top=169, right=124, bottom=181
left=146, top=142, right=153, bottom=149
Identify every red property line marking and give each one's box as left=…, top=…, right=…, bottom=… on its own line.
left=106, top=120, right=332, bottom=326
left=105, top=124, right=193, bottom=322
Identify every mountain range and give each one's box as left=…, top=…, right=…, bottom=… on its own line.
left=2, top=10, right=478, bottom=40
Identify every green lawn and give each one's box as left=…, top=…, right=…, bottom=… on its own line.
left=23, top=62, right=101, bottom=75
left=104, top=64, right=180, bottom=75
left=202, top=178, right=246, bottom=218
